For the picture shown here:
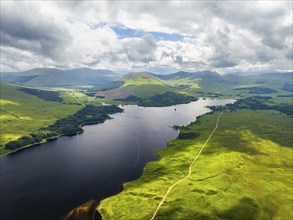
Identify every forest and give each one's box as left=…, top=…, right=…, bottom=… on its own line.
left=139, top=92, right=197, bottom=107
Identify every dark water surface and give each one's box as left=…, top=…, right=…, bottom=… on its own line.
left=0, top=99, right=233, bottom=220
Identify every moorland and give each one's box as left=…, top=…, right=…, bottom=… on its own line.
left=0, top=68, right=292, bottom=220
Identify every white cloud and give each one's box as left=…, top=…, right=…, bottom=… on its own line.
left=0, top=1, right=292, bottom=73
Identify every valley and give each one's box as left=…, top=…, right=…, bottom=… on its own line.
left=1, top=2, right=292, bottom=220
left=0, top=68, right=292, bottom=220
left=0, top=98, right=232, bottom=220
left=1, top=69, right=291, bottom=155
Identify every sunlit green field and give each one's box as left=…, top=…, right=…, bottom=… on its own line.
left=0, top=82, right=82, bottom=154
left=98, top=109, right=293, bottom=220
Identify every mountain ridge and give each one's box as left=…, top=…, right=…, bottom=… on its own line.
left=1, top=68, right=292, bottom=91
left=0, top=68, right=121, bottom=87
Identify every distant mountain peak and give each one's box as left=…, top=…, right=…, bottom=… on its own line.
left=0, top=68, right=120, bottom=87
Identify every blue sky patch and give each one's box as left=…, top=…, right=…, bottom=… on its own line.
left=112, top=25, right=184, bottom=41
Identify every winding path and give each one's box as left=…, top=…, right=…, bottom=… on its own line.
left=150, top=111, right=225, bottom=220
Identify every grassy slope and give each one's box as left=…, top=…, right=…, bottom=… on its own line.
left=160, top=75, right=200, bottom=89
left=113, top=72, right=292, bottom=101
left=172, top=72, right=290, bottom=96
left=121, top=72, right=165, bottom=87
left=119, top=72, right=178, bottom=98
left=0, top=82, right=82, bottom=154
left=98, top=109, right=293, bottom=220
left=92, top=72, right=292, bottom=103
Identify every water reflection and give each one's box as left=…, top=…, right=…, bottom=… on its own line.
left=0, top=99, right=233, bottom=220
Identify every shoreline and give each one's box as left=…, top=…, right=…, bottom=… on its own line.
left=1, top=99, right=207, bottom=157
left=94, top=104, right=221, bottom=218
left=95, top=100, right=236, bottom=219
left=2, top=117, right=120, bottom=157
left=97, top=110, right=292, bottom=219
left=40, top=98, right=232, bottom=220
left=2, top=99, right=233, bottom=218
left=57, top=101, right=219, bottom=219
left=1, top=106, right=123, bottom=157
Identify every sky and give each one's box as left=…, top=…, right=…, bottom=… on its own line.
left=0, top=1, right=292, bottom=74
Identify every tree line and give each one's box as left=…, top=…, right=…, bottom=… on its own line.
left=5, top=105, right=123, bottom=151
left=209, top=96, right=292, bottom=116
left=18, top=88, right=63, bottom=102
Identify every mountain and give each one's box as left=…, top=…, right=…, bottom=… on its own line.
left=156, top=70, right=221, bottom=80
left=95, top=72, right=177, bottom=98
left=0, top=68, right=121, bottom=87
left=2, top=68, right=291, bottom=98
left=122, top=72, right=165, bottom=86
left=93, top=70, right=293, bottom=99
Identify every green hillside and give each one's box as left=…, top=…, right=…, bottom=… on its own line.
left=98, top=108, right=293, bottom=220
left=158, top=71, right=223, bottom=91
left=94, top=72, right=179, bottom=99
left=93, top=71, right=292, bottom=107
left=163, top=71, right=293, bottom=100
left=119, top=72, right=177, bottom=97
left=121, top=72, right=165, bottom=86
left=0, top=81, right=82, bottom=155
left=2, top=70, right=291, bottom=150
left=1, top=70, right=292, bottom=218
left=95, top=71, right=221, bottom=99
